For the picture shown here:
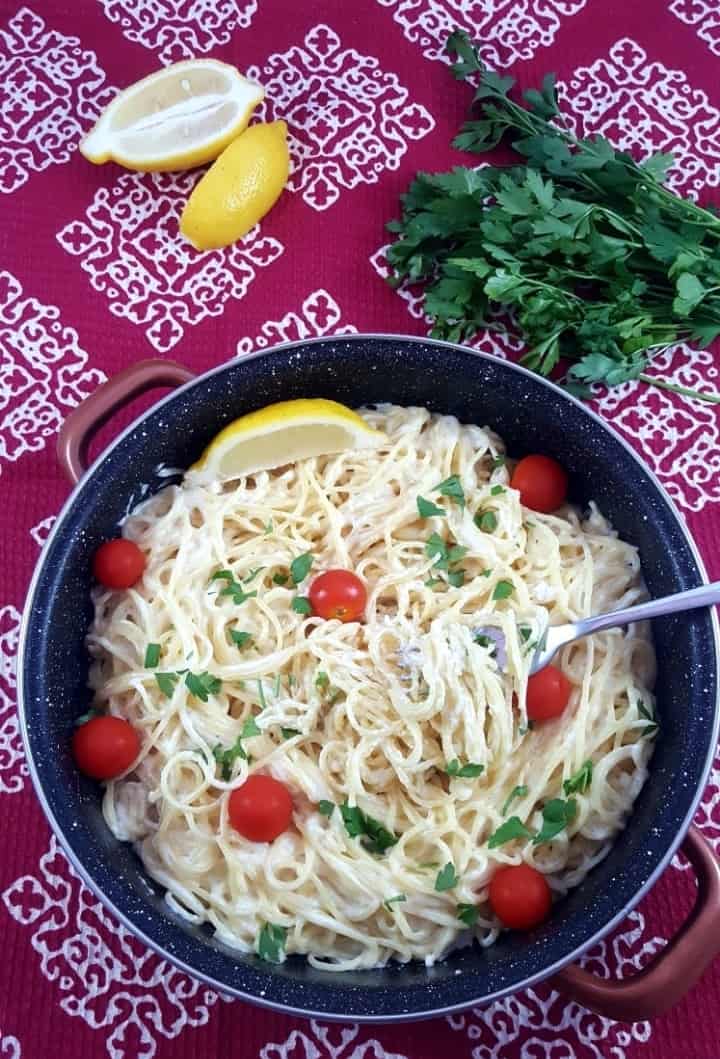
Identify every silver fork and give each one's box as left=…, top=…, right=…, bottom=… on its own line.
left=529, top=580, right=720, bottom=674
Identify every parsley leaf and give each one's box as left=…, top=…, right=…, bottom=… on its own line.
left=281, top=727, right=300, bottom=740
left=290, top=552, right=313, bottom=585
left=257, top=922, right=287, bottom=963
left=447, top=569, right=466, bottom=588
left=292, top=596, right=312, bottom=615
left=241, top=716, right=261, bottom=738
left=433, top=475, right=465, bottom=509
left=490, top=485, right=506, bottom=495
left=457, top=902, right=479, bottom=927
left=243, top=567, right=265, bottom=584
left=475, top=510, right=497, bottom=532
left=434, top=862, right=459, bottom=891
left=211, top=570, right=258, bottom=606
left=144, top=643, right=161, bottom=668
left=446, top=759, right=484, bottom=778
left=638, top=699, right=659, bottom=734
left=212, top=737, right=247, bottom=780
left=533, top=798, right=577, bottom=845
left=501, top=785, right=529, bottom=816
left=339, top=801, right=398, bottom=855
left=273, top=572, right=289, bottom=585
left=417, top=496, right=446, bottom=518
left=384, top=894, right=407, bottom=911
left=315, top=671, right=330, bottom=691
left=493, top=579, right=514, bottom=601
left=563, top=760, right=593, bottom=796
left=425, top=534, right=467, bottom=571
left=184, top=671, right=221, bottom=702
left=318, top=799, right=335, bottom=817
left=229, top=629, right=253, bottom=649
left=488, top=816, right=534, bottom=848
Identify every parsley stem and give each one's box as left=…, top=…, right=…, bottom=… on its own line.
left=639, top=374, right=720, bottom=404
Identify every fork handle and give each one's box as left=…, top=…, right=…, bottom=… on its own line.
left=577, top=580, right=720, bottom=638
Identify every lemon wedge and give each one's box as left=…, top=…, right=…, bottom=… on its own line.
left=180, top=120, right=289, bottom=250
left=80, top=59, right=264, bottom=171
left=192, top=399, right=386, bottom=479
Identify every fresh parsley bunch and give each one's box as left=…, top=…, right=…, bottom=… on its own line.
left=386, top=30, right=720, bottom=404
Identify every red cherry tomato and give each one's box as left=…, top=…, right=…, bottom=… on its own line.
left=526, top=665, right=572, bottom=722
left=309, top=569, right=367, bottom=622
left=93, top=538, right=146, bottom=589
left=489, top=863, right=552, bottom=930
left=72, top=715, right=141, bottom=779
left=510, top=455, right=568, bottom=513
left=228, top=774, right=293, bottom=842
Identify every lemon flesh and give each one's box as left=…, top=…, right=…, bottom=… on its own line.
left=179, top=120, right=289, bottom=250
left=80, top=60, right=264, bottom=171
left=192, top=399, right=386, bottom=479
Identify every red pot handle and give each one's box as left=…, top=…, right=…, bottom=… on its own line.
left=552, top=825, right=720, bottom=1021
left=57, top=359, right=196, bottom=485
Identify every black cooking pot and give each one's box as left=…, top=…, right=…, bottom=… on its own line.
left=19, top=335, right=720, bottom=1023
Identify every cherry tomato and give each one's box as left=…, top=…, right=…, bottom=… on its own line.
left=526, top=665, right=572, bottom=722
left=510, top=455, right=568, bottom=513
left=93, top=538, right=146, bottom=589
left=309, top=569, right=367, bottom=622
left=228, top=774, right=293, bottom=842
left=489, top=863, right=552, bottom=930
left=72, top=715, right=141, bottom=780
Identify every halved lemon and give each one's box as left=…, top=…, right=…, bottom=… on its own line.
left=192, top=399, right=386, bottom=479
left=80, top=60, right=264, bottom=172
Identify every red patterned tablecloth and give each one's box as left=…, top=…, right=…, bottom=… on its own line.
left=1, top=1, right=720, bottom=1056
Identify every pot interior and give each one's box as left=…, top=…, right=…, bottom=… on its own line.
left=21, top=336, right=719, bottom=1019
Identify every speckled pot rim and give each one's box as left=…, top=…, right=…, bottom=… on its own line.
left=17, top=334, right=720, bottom=1022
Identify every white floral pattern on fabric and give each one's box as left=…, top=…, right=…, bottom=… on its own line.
left=669, top=0, right=720, bottom=57
left=29, top=515, right=56, bottom=549
left=236, top=289, right=356, bottom=356
left=559, top=38, right=720, bottom=200
left=446, top=910, right=662, bottom=1057
left=375, top=0, right=588, bottom=66
left=97, top=0, right=258, bottom=66
left=0, top=605, right=27, bottom=796
left=369, top=244, right=523, bottom=360
left=261, top=1022, right=409, bottom=1059
left=0, top=270, right=105, bottom=466
left=2, top=837, right=230, bottom=1059
left=0, top=7, right=115, bottom=194
left=0, top=1030, right=21, bottom=1059
left=590, top=344, right=720, bottom=512
left=56, top=172, right=284, bottom=353
left=247, top=25, right=434, bottom=212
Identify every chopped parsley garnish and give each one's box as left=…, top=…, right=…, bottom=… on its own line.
left=74, top=708, right=99, bottom=727
left=144, top=643, right=161, bottom=668
left=281, top=727, right=300, bottom=740
left=384, top=894, right=407, bottom=911
left=257, top=922, right=287, bottom=963
left=491, top=455, right=506, bottom=468
left=241, top=716, right=262, bottom=739
left=434, top=862, right=459, bottom=892
left=518, top=626, right=532, bottom=643
left=243, top=566, right=265, bottom=584
left=447, top=569, right=465, bottom=588
left=457, top=902, right=479, bottom=927
left=533, top=798, right=577, bottom=845
left=318, top=799, right=335, bottom=817
left=474, top=633, right=496, bottom=653
left=257, top=680, right=268, bottom=710
left=210, top=570, right=258, bottom=606
left=425, top=533, right=468, bottom=571
left=315, top=671, right=330, bottom=691
left=292, top=596, right=312, bottom=615
left=212, top=736, right=247, bottom=779
left=475, top=510, right=497, bottom=533
left=490, top=484, right=506, bottom=495
left=273, top=572, right=289, bottom=585
left=492, top=579, right=514, bottom=601
left=445, top=759, right=484, bottom=778
left=155, top=672, right=179, bottom=698
left=488, top=816, right=534, bottom=848
left=425, top=576, right=444, bottom=589
left=290, top=552, right=313, bottom=585
left=339, top=801, right=399, bottom=855
left=481, top=568, right=492, bottom=577
left=501, top=785, right=528, bottom=816
left=229, top=629, right=253, bottom=649
left=417, top=495, right=446, bottom=518
left=433, top=474, right=465, bottom=510
left=185, top=671, right=221, bottom=702
left=638, top=699, right=659, bottom=734
left=264, top=520, right=273, bottom=535
left=563, top=760, right=593, bottom=796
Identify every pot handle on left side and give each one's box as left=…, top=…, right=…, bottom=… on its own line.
left=57, top=359, right=196, bottom=485
left=552, top=826, right=720, bottom=1021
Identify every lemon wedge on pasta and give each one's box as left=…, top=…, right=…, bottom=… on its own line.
left=192, top=398, right=386, bottom=478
